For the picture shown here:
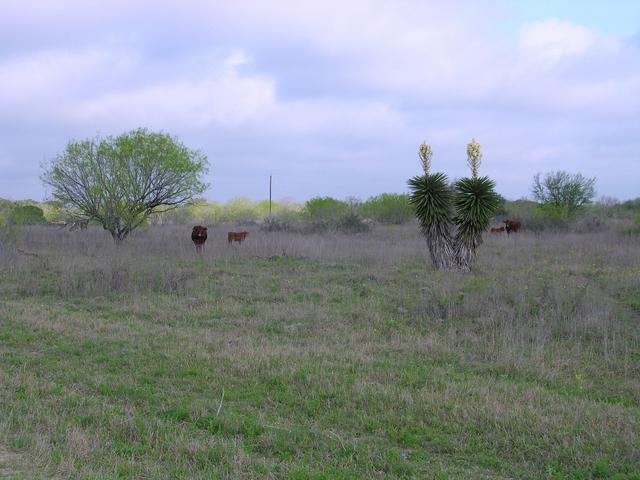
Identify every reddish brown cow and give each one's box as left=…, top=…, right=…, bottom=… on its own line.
left=191, top=225, right=208, bottom=252
left=503, top=219, right=522, bottom=235
left=227, top=231, right=249, bottom=244
left=490, top=226, right=505, bottom=234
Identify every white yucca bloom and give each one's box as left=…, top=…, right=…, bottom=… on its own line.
left=418, top=142, right=433, bottom=175
left=466, top=138, right=482, bottom=178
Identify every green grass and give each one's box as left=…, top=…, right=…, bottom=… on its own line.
left=0, top=225, right=638, bottom=478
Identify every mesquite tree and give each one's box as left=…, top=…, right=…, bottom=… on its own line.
left=42, top=129, right=208, bottom=243
left=532, top=171, right=596, bottom=218
left=408, top=139, right=500, bottom=271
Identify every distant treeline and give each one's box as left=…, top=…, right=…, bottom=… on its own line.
left=0, top=194, right=416, bottom=228
left=1, top=195, right=639, bottom=234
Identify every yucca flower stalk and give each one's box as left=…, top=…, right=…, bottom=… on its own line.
left=419, top=142, right=433, bottom=175
left=466, top=138, right=482, bottom=178
left=408, top=140, right=499, bottom=271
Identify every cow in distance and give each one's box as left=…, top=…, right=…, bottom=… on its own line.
left=227, top=231, right=249, bottom=244
left=192, top=225, right=208, bottom=253
left=503, top=219, right=521, bottom=235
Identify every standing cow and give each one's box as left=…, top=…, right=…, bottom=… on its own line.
left=227, top=231, right=249, bottom=244
left=191, top=225, right=208, bottom=252
left=503, top=219, right=521, bottom=235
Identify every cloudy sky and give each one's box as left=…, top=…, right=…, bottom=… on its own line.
left=1, top=0, right=639, bottom=202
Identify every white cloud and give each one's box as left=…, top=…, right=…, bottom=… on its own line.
left=68, top=53, right=277, bottom=129
left=518, top=18, right=601, bottom=66
left=0, top=47, right=140, bottom=125
left=0, top=39, right=408, bottom=138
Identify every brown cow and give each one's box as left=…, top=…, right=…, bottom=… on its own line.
left=490, top=226, right=505, bottom=234
left=191, top=225, right=208, bottom=252
left=503, top=219, right=521, bottom=235
left=227, top=231, right=249, bottom=244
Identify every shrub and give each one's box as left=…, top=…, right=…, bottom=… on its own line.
left=493, top=194, right=508, bottom=216
left=336, top=212, right=371, bottom=234
left=220, top=197, right=261, bottom=223
left=39, top=201, right=66, bottom=223
left=624, top=216, right=640, bottom=235
left=359, top=193, right=413, bottom=224
left=532, top=171, right=596, bottom=218
left=260, top=217, right=292, bottom=232
left=8, top=205, right=47, bottom=225
left=572, top=215, right=608, bottom=233
left=185, top=199, right=222, bottom=224
left=499, top=199, right=561, bottom=232
left=0, top=199, right=16, bottom=227
left=621, top=198, right=640, bottom=211
left=532, top=204, right=569, bottom=231
left=303, top=197, right=349, bottom=223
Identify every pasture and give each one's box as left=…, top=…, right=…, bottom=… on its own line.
left=0, top=224, right=638, bottom=479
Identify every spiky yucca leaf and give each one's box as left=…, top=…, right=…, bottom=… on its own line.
left=408, top=173, right=456, bottom=269
left=408, top=173, right=452, bottom=226
left=452, top=176, right=500, bottom=270
left=453, top=176, right=500, bottom=231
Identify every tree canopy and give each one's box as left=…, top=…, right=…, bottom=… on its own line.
left=532, top=171, right=596, bottom=218
left=42, top=129, right=208, bottom=242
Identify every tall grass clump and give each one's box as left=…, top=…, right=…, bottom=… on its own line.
left=409, top=140, right=500, bottom=271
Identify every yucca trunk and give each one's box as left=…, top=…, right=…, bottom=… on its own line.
left=425, top=223, right=456, bottom=270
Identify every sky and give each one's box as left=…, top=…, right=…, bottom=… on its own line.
left=1, top=0, right=639, bottom=202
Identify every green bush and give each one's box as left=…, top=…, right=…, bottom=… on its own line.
left=303, top=197, right=348, bottom=223
left=148, top=198, right=304, bottom=225
left=624, top=216, right=640, bottom=235
left=493, top=194, right=508, bottom=216
left=620, top=198, right=640, bottom=213
left=336, top=212, right=370, bottom=234
left=500, top=199, right=560, bottom=232
left=39, top=201, right=66, bottom=222
left=0, top=199, right=15, bottom=227
left=359, top=193, right=413, bottom=224
left=220, top=197, right=261, bottom=223
left=185, top=199, right=222, bottom=224
left=533, top=204, right=569, bottom=230
left=501, top=199, right=618, bottom=232
left=532, top=170, right=596, bottom=218
left=8, top=205, right=47, bottom=225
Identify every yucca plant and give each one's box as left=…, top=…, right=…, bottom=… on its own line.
left=409, top=139, right=500, bottom=272
left=408, top=172, right=456, bottom=269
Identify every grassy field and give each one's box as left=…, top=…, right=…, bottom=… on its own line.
left=0, top=224, right=638, bottom=479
